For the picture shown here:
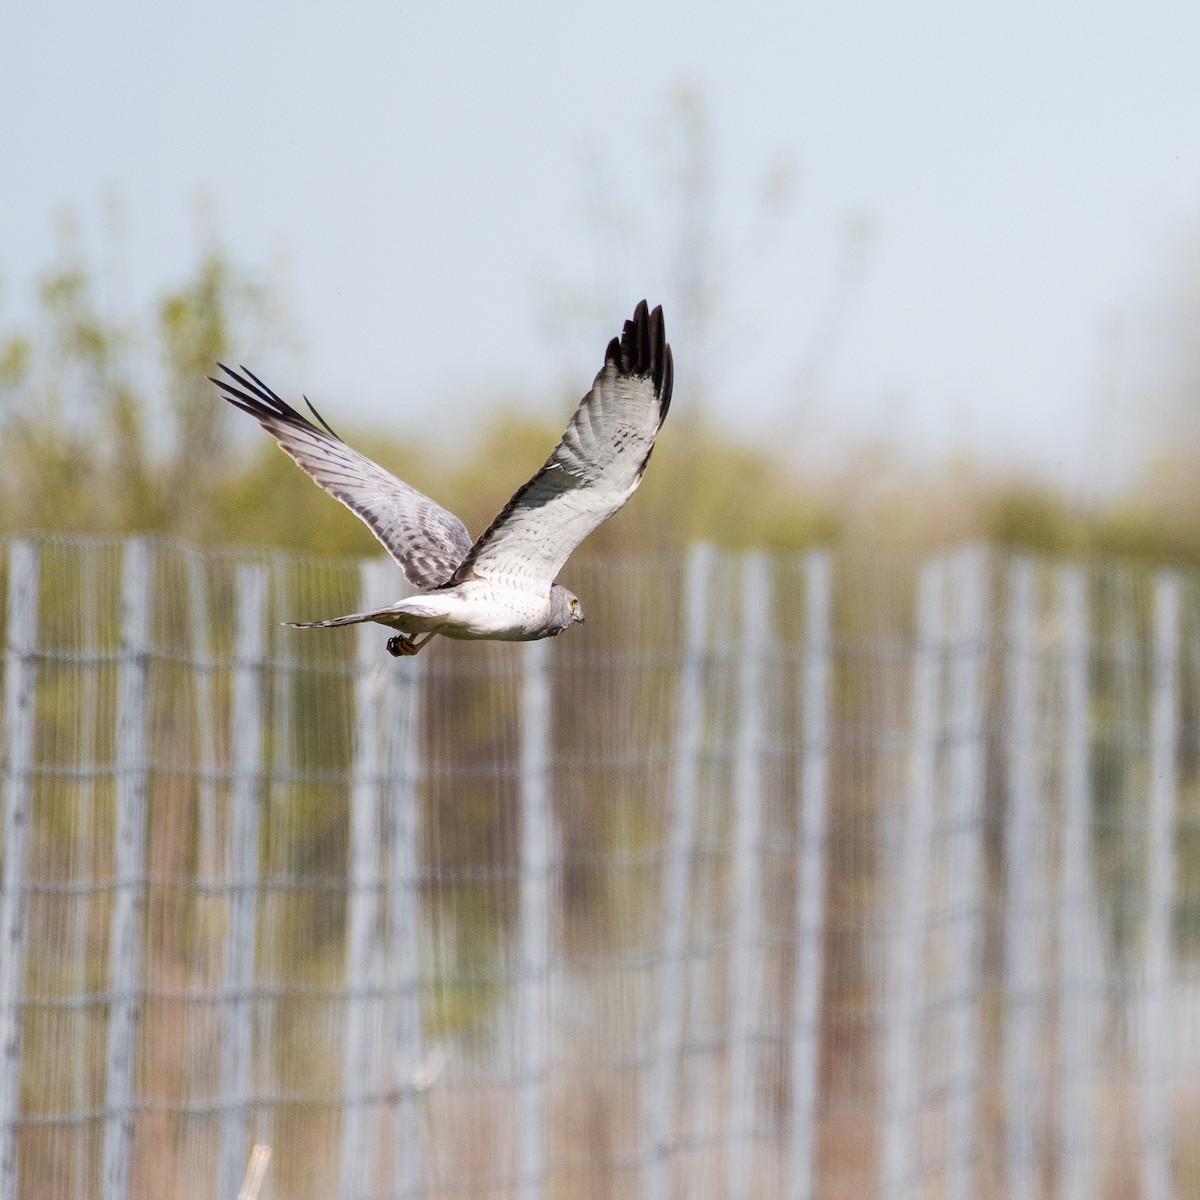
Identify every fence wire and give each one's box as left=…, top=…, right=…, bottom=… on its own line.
left=0, top=536, right=1198, bottom=1200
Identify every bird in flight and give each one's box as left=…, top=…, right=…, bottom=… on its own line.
left=211, top=300, right=673, bottom=656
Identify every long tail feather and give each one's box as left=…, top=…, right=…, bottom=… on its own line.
left=285, top=606, right=406, bottom=630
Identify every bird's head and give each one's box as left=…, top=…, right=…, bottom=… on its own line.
left=550, top=585, right=585, bottom=633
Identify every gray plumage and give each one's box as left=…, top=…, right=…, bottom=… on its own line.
left=212, top=364, right=472, bottom=590
left=210, top=300, right=673, bottom=656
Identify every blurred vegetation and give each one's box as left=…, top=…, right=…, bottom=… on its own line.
left=7, top=215, right=1200, bottom=1193
left=3, top=231, right=1200, bottom=568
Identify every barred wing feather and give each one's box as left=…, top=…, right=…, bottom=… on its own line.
left=447, top=301, right=673, bottom=592
left=210, top=365, right=472, bottom=589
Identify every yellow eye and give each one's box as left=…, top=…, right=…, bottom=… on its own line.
left=570, top=598, right=577, bottom=610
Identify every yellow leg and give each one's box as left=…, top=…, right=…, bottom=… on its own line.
left=407, top=631, right=439, bottom=654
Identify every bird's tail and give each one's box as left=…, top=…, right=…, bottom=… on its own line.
left=286, top=606, right=410, bottom=631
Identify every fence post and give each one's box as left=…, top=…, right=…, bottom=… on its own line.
left=519, top=638, right=552, bottom=1200
left=186, top=549, right=221, bottom=910
left=183, top=547, right=226, bottom=1167
left=1056, top=566, right=1097, bottom=1200
left=339, top=559, right=394, bottom=1200
left=0, top=542, right=39, bottom=1200
left=943, top=548, right=987, bottom=1200
left=1003, top=558, right=1044, bottom=1200
left=1141, top=573, right=1179, bottom=1200
left=103, top=538, right=152, bottom=1200
left=72, top=552, right=101, bottom=1195
left=185, top=543, right=225, bottom=1112
left=727, top=552, right=771, bottom=1200
left=385, top=647, right=424, bottom=1200
left=643, top=543, right=712, bottom=1200
left=788, top=552, right=832, bottom=1200
left=217, top=566, right=266, bottom=1200
left=880, top=559, right=944, bottom=1200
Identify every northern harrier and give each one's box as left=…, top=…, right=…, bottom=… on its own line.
left=211, top=300, right=673, bottom=656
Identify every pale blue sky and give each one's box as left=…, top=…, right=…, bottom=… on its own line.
left=4, top=1, right=1200, bottom=488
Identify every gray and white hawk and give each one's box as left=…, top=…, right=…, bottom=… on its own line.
left=210, top=300, right=673, bottom=656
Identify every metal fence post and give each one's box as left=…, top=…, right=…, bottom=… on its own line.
left=0, top=542, right=39, bottom=1200
left=217, top=566, right=266, bottom=1200
left=72, top=551, right=101, bottom=1199
left=788, top=551, right=832, bottom=1200
left=1141, top=573, right=1179, bottom=1200
left=186, top=548, right=221, bottom=911
left=103, top=538, right=152, bottom=1200
left=385, top=647, right=424, bottom=1200
left=643, top=543, right=712, bottom=1200
left=1003, top=558, right=1044, bottom=1200
left=519, top=638, right=552, bottom=1200
left=943, top=548, right=987, bottom=1200
left=1056, top=565, right=1097, bottom=1200
left=880, top=559, right=945, bottom=1200
left=183, top=546, right=225, bottom=1178
left=727, top=552, right=771, bottom=1200
left=339, top=559, right=394, bottom=1200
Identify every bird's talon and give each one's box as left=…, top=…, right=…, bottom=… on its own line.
left=387, top=635, right=416, bottom=657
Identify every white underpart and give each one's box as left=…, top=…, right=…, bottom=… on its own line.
left=372, top=581, right=554, bottom=642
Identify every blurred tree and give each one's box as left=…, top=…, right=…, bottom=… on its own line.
left=0, top=212, right=846, bottom=557
left=0, top=216, right=288, bottom=541
left=0, top=235, right=151, bottom=533
left=160, top=252, right=237, bottom=537
left=6, top=196, right=1200, bottom=567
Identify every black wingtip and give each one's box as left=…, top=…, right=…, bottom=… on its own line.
left=304, top=395, right=343, bottom=441
left=660, top=344, right=674, bottom=421
left=209, top=362, right=345, bottom=440
left=613, top=300, right=672, bottom=420
left=635, top=299, right=651, bottom=369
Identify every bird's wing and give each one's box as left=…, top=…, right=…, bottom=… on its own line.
left=211, top=365, right=473, bottom=589
left=445, top=300, right=673, bottom=592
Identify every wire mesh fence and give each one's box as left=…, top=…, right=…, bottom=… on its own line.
left=1, top=535, right=1199, bottom=1200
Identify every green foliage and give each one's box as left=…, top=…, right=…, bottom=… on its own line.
left=0, top=335, right=31, bottom=389
left=160, top=255, right=234, bottom=536
left=5, top=234, right=1200, bottom=572
left=982, top=483, right=1084, bottom=555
